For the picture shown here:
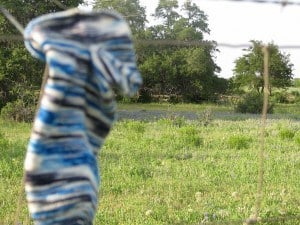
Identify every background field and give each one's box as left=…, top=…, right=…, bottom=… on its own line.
left=0, top=103, right=299, bottom=225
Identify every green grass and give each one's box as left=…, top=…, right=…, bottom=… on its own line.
left=0, top=120, right=32, bottom=224
left=0, top=104, right=300, bottom=225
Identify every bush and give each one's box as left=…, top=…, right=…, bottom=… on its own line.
left=228, top=135, right=252, bottom=149
left=291, top=91, right=300, bottom=103
left=168, top=94, right=182, bottom=104
left=179, top=125, right=203, bottom=147
left=234, top=91, right=274, bottom=114
left=279, top=128, right=296, bottom=140
left=137, top=88, right=153, bottom=103
left=295, top=132, right=300, bottom=145
left=0, top=100, right=36, bottom=122
left=272, top=91, right=290, bottom=104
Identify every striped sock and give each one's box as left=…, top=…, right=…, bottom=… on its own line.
left=24, top=8, right=142, bottom=225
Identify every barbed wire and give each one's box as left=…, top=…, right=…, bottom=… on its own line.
left=0, top=7, right=24, bottom=35
left=3, top=35, right=300, bottom=51
left=205, top=0, right=300, bottom=7
left=51, top=0, right=68, bottom=10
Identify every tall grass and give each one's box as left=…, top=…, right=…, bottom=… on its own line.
left=0, top=110, right=299, bottom=224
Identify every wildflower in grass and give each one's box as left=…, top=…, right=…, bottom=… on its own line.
left=145, top=209, right=153, bottom=216
left=212, top=213, right=217, bottom=220
left=187, top=207, right=193, bottom=213
left=195, top=192, right=203, bottom=202
left=201, top=212, right=209, bottom=223
left=231, top=191, right=239, bottom=199
left=278, top=208, right=286, bottom=215
left=217, top=209, right=229, bottom=218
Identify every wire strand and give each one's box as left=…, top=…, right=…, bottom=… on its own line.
left=2, top=34, right=300, bottom=50
left=0, top=7, right=24, bottom=35
left=205, top=0, right=300, bottom=6
left=50, top=0, right=68, bottom=10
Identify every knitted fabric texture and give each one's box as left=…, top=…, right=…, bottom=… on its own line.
left=24, top=9, right=141, bottom=225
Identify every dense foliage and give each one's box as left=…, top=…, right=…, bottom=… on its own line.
left=95, top=0, right=226, bottom=103
left=234, top=91, right=274, bottom=114
left=0, top=0, right=83, bottom=113
left=231, top=40, right=294, bottom=95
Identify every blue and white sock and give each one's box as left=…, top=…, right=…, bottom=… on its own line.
left=24, top=8, right=142, bottom=225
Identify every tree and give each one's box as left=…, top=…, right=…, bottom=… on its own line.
left=150, top=0, right=209, bottom=41
left=140, top=0, right=222, bottom=102
left=179, top=0, right=210, bottom=40
left=232, top=40, right=294, bottom=94
left=94, top=0, right=147, bottom=38
left=0, top=0, right=83, bottom=110
left=94, top=0, right=224, bottom=103
left=154, top=0, right=179, bottom=31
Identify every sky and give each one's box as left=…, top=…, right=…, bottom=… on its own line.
left=82, top=0, right=300, bottom=79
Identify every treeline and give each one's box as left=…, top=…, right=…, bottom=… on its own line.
left=94, top=0, right=297, bottom=104
left=96, top=0, right=227, bottom=103
left=0, top=0, right=298, bottom=121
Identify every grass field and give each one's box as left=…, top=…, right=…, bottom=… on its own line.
left=0, top=103, right=299, bottom=224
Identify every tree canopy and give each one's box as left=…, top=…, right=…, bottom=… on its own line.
left=232, top=40, right=294, bottom=94
left=143, top=0, right=222, bottom=102
left=94, top=0, right=224, bottom=102
left=0, top=0, right=83, bottom=109
left=94, top=0, right=147, bottom=38
left=148, top=0, right=209, bottom=41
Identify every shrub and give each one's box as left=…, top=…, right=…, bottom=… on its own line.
left=168, top=94, right=182, bottom=104
left=272, top=91, right=289, bottom=104
left=179, top=126, right=203, bottom=147
left=137, top=88, right=152, bottom=103
left=0, top=100, right=36, bottom=122
left=234, top=91, right=274, bottom=114
left=290, top=91, right=300, bottom=103
left=294, top=132, right=300, bottom=145
left=228, top=135, right=252, bottom=149
left=123, top=121, right=146, bottom=134
left=279, top=128, right=295, bottom=140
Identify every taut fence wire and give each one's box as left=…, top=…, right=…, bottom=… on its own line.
left=51, top=0, right=68, bottom=10
left=0, top=0, right=299, bottom=225
left=3, top=36, right=300, bottom=50
left=204, top=0, right=300, bottom=7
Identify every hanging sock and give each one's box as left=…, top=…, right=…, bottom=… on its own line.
left=24, top=8, right=142, bottom=225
